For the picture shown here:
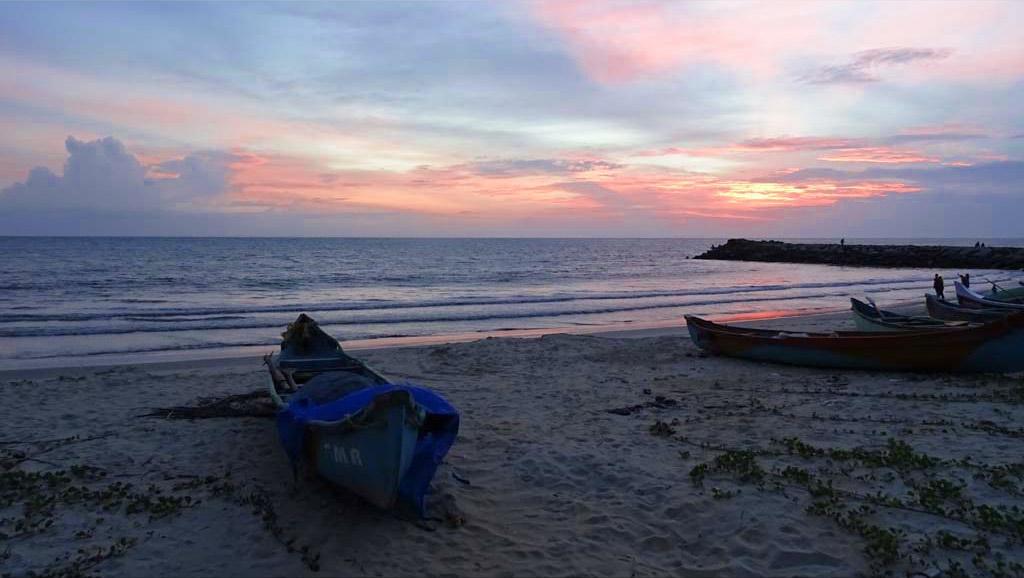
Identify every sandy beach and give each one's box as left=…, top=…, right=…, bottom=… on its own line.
left=3, top=0, right=1023, bottom=574
left=4, top=309, right=1024, bottom=577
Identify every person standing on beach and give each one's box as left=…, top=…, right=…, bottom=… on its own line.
left=934, top=274, right=945, bottom=300
left=959, top=273, right=970, bottom=288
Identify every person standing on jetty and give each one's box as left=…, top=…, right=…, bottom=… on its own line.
left=934, top=274, right=946, bottom=300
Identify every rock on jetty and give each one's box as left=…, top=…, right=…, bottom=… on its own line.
left=695, top=239, right=1024, bottom=270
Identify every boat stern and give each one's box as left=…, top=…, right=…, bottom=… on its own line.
left=308, top=391, right=422, bottom=510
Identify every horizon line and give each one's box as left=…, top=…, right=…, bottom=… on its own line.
left=1, top=235, right=1021, bottom=240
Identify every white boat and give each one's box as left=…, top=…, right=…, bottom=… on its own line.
left=955, top=282, right=1024, bottom=311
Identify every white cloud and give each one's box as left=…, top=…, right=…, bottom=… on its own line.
left=0, top=136, right=235, bottom=213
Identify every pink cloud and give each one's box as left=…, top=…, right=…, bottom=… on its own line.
left=1, top=132, right=929, bottom=229
left=676, top=210, right=769, bottom=221
left=527, top=164, right=924, bottom=222
left=639, top=137, right=940, bottom=167
left=222, top=152, right=596, bottom=217
left=817, top=147, right=939, bottom=164
left=529, top=0, right=824, bottom=83
left=530, top=0, right=1024, bottom=84
left=214, top=146, right=927, bottom=226
left=715, top=179, right=921, bottom=208
left=530, top=1, right=687, bottom=83
left=643, top=136, right=863, bottom=157
left=724, top=137, right=860, bottom=152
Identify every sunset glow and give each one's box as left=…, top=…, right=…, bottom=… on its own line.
left=0, top=1, right=1022, bottom=236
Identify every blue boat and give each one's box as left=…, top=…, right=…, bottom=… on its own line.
left=267, top=315, right=459, bottom=515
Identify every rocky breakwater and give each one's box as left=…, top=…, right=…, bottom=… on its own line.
left=695, top=239, right=1024, bottom=269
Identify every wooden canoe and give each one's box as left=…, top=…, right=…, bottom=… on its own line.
left=267, top=314, right=458, bottom=514
left=685, top=312, right=1024, bottom=372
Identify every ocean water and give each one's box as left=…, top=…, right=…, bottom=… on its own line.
left=1, top=237, right=1022, bottom=370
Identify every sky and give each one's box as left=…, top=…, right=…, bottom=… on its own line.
left=0, top=0, right=1022, bottom=237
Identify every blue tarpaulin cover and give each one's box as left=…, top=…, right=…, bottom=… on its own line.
left=276, top=384, right=460, bottom=517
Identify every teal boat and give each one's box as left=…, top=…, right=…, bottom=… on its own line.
left=267, top=315, right=458, bottom=515
left=926, top=293, right=1013, bottom=322
left=986, top=283, right=1024, bottom=303
left=849, top=297, right=971, bottom=332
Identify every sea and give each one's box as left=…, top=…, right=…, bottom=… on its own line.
left=1, top=237, right=1022, bottom=370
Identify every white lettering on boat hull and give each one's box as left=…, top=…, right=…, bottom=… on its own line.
left=323, top=442, right=364, bottom=468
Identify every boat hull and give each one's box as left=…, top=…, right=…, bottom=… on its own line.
left=306, top=390, right=420, bottom=509
left=849, top=298, right=955, bottom=332
left=686, top=313, right=1024, bottom=372
left=926, top=294, right=1013, bottom=322
left=851, top=314, right=902, bottom=332
left=956, top=282, right=1024, bottom=311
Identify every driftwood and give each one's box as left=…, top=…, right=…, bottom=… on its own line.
left=141, top=390, right=276, bottom=419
